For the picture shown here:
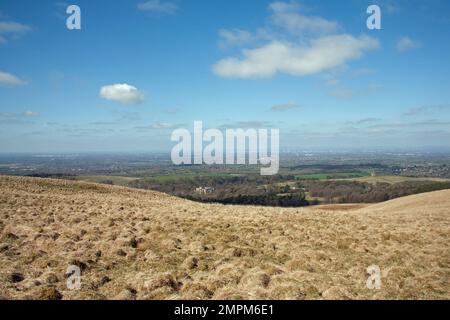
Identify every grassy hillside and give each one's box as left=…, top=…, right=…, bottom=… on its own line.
left=0, top=176, right=449, bottom=300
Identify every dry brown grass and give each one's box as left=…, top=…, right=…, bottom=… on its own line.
left=0, top=176, right=449, bottom=300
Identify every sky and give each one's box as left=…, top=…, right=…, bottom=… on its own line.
left=1, top=0, right=450, bottom=153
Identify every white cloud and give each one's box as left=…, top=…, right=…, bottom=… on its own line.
left=134, top=122, right=177, bottom=131
left=0, top=21, right=31, bottom=33
left=323, top=71, right=382, bottom=99
left=0, top=111, right=38, bottom=125
left=219, top=121, right=273, bottom=129
left=329, top=86, right=354, bottom=98
left=137, top=0, right=178, bottom=14
left=0, top=21, right=31, bottom=43
left=151, top=122, right=176, bottom=129
left=0, top=70, right=27, bottom=86
left=396, top=37, right=421, bottom=52
left=99, top=83, right=145, bottom=105
left=269, top=1, right=339, bottom=35
left=164, top=108, right=179, bottom=115
left=404, top=104, right=450, bottom=116
left=271, top=102, right=300, bottom=112
left=346, top=117, right=381, bottom=125
left=218, top=29, right=254, bottom=48
left=23, top=111, right=39, bottom=117
left=213, top=35, right=379, bottom=79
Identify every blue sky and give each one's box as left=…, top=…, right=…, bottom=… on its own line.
left=1, top=0, right=450, bottom=153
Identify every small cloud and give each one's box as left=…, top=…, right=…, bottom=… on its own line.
left=351, top=68, right=376, bottom=77
left=134, top=122, right=177, bottom=131
left=396, top=37, right=421, bottom=52
left=119, top=112, right=143, bottom=121
left=0, top=21, right=32, bottom=43
left=46, top=122, right=60, bottom=126
left=137, top=0, right=178, bottom=14
left=414, top=120, right=450, bottom=126
left=368, top=119, right=450, bottom=130
left=164, top=108, right=180, bottom=115
left=324, top=72, right=382, bottom=99
left=218, top=29, right=254, bottom=49
left=346, top=117, right=381, bottom=125
left=151, top=122, right=176, bottom=129
left=329, top=87, right=354, bottom=98
left=88, top=121, right=117, bottom=126
left=323, top=73, right=354, bottom=98
left=268, top=1, right=339, bottom=35
left=404, top=104, right=450, bottom=116
left=271, top=102, right=300, bottom=112
left=219, top=121, right=273, bottom=129
left=0, top=70, right=27, bottom=86
left=23, top=111, right=39, bottom=117
left=404, top=107, right=424, bottom=116
left=99, top=83, right=145, bottom=105
left=0, top=112, right=35, bottom=125
left=367, top=83, right=383, bottom=93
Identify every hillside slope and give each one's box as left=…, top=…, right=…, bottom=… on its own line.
left=0, top=176, right=449, bottom=300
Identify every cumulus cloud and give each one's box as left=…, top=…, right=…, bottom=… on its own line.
left=0, top=70, right=27, bottom=86
left=99, top=83, right=145, bottom=105
left=218, top=29, right=254, bottom=48
left=269, top=1, right=339, bottom=35
left=396, top=37, right=421, bottom=52
left=213, top=2, right=380, bottom=81
left=271, top=102, right=300, bottom=112
left=137, top=0, right=178, bottom=14
left=0, top=21, right=31, bottom=43
left=213, top=35, right=379, bottom=79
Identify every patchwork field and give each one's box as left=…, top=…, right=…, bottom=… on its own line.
left=0, top=176, right=449, bottom=300
left=345, top=175, right=450, bottom=184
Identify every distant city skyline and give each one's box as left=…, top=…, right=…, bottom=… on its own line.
left=1, top=0, right=450, bottom=153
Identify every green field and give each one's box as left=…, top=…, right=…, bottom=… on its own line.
left=295, top=172, right=370, bottom=181
left=348, top=175, right=450, bottom=184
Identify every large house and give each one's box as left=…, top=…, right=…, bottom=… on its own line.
left=195, top=187, right=215, bottom=195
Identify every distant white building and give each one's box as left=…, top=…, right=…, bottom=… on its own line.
left=195, top=187, right=215, bottom=195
